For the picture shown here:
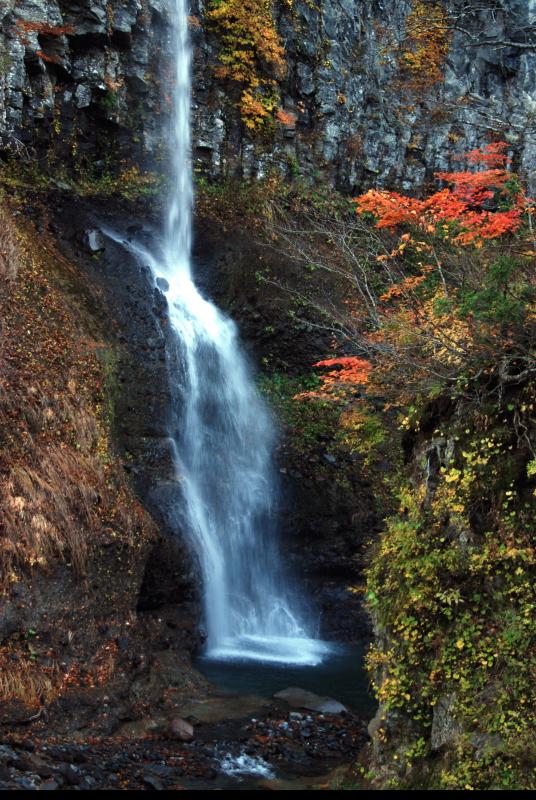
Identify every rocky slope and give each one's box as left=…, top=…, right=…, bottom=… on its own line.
left=0, top=699, right=369, bottom=790
left=0, top=192, right=210, bottom=735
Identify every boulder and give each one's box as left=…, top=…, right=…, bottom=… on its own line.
left=273, top=687, right=347, bottom=714
left=169, top=717, right=194, bottom=741
left=85, top=229, right=105, bottom=253
left=430, top=694, right=462, bottom=751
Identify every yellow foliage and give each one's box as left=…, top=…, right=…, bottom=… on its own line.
left=240, top=88, right=277, bottom=130
left=207, top=0, right=286, bottom=131
left=399, top=0, right=451, bottom=91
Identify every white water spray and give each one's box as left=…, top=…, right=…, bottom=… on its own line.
left=144, top=0, right=329, bottom=665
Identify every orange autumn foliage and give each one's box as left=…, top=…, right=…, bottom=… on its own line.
left=463, top=141, right=511, bottom=167
left=276, top=108, right=298, bottom=127
left=35, top=50, right=62, bottom=65
left=355, top=142, right=532, bottom=246
left=314, top=357, right=372, bottom=384
left=291, top=142, right=534, bottom=406
left=294, top=357, right=372, bottom=401
left=15, top=20, right=75, bottom=36
left=379, top=273, right=428, bottom=302
left=399, top=1, right=451, bottom=89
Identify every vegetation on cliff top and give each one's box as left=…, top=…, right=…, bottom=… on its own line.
left=0, top=158, right=161, bottom=203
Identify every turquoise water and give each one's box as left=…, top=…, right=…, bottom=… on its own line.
left=195, top=640, right=376, bottom=717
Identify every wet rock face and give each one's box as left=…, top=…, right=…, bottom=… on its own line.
left=204, top=0, right=536, bottom=190
left=46, top=195, right=202, bottom=644
left=1, top=1, right=536, bottom=191
left=275, top=0, right=536, bottom=192
left=278, top=465, right=377, bottom=640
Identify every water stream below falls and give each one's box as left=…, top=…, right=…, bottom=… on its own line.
left=141, top=0, right=330, bottom=665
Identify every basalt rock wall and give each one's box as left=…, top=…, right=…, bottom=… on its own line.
left=1, top=0, right=535, bottom=193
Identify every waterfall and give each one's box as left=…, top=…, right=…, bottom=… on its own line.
left=141, top=0, right=328, bottom=665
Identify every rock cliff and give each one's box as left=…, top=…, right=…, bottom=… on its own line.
left=1, top=0, right=535, bottom=192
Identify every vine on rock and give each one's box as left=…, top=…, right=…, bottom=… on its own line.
left=207, top=0, right=286, bottom=132
left=398, top=0, right=451, bottom=92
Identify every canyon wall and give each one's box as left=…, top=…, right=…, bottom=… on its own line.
left=1, top=0, right=535, bottom=192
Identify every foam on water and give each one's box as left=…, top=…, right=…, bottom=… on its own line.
left=206, top=636, right=333, bottom=666
left=219, top=752, right=275, bottom=780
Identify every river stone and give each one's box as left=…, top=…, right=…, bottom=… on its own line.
left=40, top=781, right=60, bottom=791
left=274, top=687, right=347, bottom=714
left=169, top=717, right=194, bottom=741
left=143, top=774, right=163, bottom=791
left=115, top=718, right=162, bottom=738
left=156, top=277, right=170, bottom=292
left=85, top=229, right=105, bottom=253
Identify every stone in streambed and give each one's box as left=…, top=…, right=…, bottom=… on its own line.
left=57, top=764, right=82, bottom=786
left=316, top=699, right=348, bottom=714
left=84, top=229, right=105, bottom=253
left=40, top=781, right=60, bottom=791
left=274, top=687, right=347, bottom=715
left=169, top=717, right=194, bottom=741
left=143, top=774, right=163, bottom=791
left=115, top=718, right=162, bottom=738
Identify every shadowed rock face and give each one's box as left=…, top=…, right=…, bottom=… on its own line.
left=46, top=197, right=201, bottom=618
left=1, top=0, right=536, bottom=191
left=0, top=194, right=208, bottom=735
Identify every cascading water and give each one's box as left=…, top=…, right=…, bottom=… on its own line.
left=143, top=0, right=329, bottom=665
